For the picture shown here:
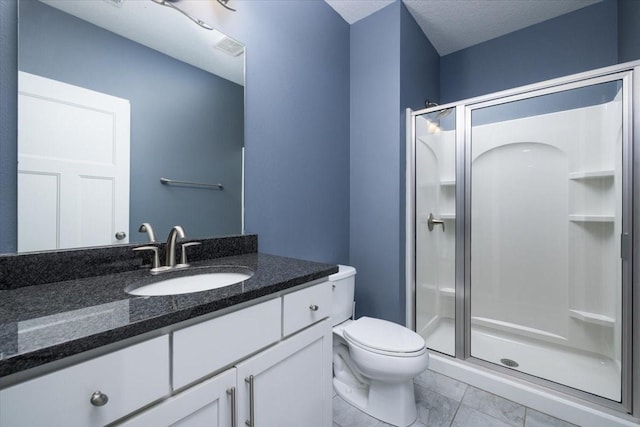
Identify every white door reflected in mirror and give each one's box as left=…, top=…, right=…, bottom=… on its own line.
left=18, top=71, right=130, bottom=252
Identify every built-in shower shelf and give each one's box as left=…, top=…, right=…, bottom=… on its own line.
left=568, top=215, right=615, bottom=223
left=568, top=170, right=614, bottom=180
left=439, top=179, right=456, bottom=187
left=568, top=309, right=615, bottom=327
left=440, top=213, right=456, bottom=219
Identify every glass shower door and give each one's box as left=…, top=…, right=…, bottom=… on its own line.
left=468, top=78, right=626, bottom=401
left=415, top=108, right=456, bottom=356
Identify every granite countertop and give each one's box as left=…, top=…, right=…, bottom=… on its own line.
left=0, top=253, right=337, bottom=378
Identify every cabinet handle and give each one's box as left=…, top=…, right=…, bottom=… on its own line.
left=89, top=391, right=109, bottom=407
left=309, top=304, right=319, bottom=311
left=244, top=375, right=254, bottom=427
left=227, top=387, right=237, bottom=427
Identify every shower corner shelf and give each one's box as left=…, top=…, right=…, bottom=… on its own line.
left=568, top=309, right=615, bottom=327
left=439, top=179, right=456, bottom=187
left=568, top=214, right=614, bottom=223
left=568, top=170, right=614, bottom=180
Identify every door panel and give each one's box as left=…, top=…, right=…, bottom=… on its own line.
left=468, top=80, right=624, bottom=402
left=415, top=108, right=456, bottom=356
left=18, top=71, right=130, bottom=251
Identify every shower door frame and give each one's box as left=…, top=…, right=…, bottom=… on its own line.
left=407, top=59, right=640, bottom=417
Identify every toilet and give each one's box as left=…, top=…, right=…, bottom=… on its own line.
left=330, top=265, right=429, bottom=427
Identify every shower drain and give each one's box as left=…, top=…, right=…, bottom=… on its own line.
left=500, top=358, right=519, bottom=368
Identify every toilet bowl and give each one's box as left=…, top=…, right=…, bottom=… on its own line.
left=330, top=266, right=429, bottom=427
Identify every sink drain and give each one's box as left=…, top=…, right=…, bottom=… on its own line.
left=500, top=358, right=519, bottom=368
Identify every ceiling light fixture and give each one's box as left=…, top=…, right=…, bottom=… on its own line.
left=150, top=0, right=214, bottom=30
left=217, top=0, right=236, bottom=12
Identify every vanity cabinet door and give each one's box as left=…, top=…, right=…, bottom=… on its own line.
left=236, top=320, right=332, bottom=427
left=117, top=368, right=237, bottom=427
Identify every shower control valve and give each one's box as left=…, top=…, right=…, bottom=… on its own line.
left=427, top=213, right=445, bottom=232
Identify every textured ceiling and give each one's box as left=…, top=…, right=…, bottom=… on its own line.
left=325, top=0, right=602, bottom=56
left=325, top=0, right=395, bottom=24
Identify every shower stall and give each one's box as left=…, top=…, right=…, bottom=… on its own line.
left=407, top=61, right=639, bottom=419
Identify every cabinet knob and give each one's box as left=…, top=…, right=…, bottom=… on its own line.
left=309, top=304, right=319, bottom=311
left=115, top=231, right=127, bottom=240
left=90, top=391, right=109, bottom=407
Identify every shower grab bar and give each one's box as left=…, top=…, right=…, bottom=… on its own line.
left=160, top=177, right=223, bottom=190
left=427, top=213, right=445, bottom=232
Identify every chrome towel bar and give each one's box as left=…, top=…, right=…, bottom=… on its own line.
left=160, top=177, right=223, bottom=190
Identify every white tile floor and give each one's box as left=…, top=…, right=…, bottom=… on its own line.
left=333, top=368, right=578, bottom=427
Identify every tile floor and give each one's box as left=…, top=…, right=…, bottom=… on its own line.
left=333, top=369, right=578, bottom=427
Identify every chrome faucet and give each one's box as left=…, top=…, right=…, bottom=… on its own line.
left=134, top=225, right=200, bottom=274
left=165, top=225, right=186, bottom=268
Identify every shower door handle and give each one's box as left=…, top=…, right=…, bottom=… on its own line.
left=427, top=213, right=445, bottom=232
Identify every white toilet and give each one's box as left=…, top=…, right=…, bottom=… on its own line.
left=330, top=265, right=429, bottom=427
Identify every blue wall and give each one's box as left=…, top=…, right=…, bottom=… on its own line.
left=226, top=1, right=351, bottom=264
left=618, top=0, right=640, bottom=63
left=441, top=0, right=619, bottom=102
left=18, top=0, right=244, bottom=244
left=0, top=0, right=17, bottom=253
left=350, top=2, right=439, bottom=324
left=350, top=2, right=402, bottom=323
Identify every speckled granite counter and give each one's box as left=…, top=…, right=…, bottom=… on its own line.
left=0, top=252, right=337, bottom=378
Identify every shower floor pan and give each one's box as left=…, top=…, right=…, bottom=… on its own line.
left=423, top=318, right=620, bottom=401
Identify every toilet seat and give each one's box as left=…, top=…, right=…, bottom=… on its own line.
left=343, top=317, right=426, bottom=358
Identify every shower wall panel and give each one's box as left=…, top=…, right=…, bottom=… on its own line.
left=470, top=100, right=621, bottom=358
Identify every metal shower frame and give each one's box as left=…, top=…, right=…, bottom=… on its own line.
left=405, top=59, right=640, bottom=417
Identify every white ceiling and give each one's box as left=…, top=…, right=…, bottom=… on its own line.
left=325, top=0, right=602, bottom=56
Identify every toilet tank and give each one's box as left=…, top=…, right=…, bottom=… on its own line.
left=329, top=265, right=356, bottom=326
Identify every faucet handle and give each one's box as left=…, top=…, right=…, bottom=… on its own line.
left=133, top=245, right=161, bottom=269
left=177, top=242, right=202, bottom=268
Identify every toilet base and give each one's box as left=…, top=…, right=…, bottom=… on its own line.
left=334, top=376, right=417, bottom=427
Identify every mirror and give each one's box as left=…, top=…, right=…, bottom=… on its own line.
left=14, top=0, right=244, bottom=253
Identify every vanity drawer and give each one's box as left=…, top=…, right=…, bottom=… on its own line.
left=282, top=281, right=331, bottom=336
left=0, top=336, right=170, bottom=427
left=172, top=298, right=281, bottom=390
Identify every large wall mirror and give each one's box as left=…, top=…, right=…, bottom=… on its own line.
left=13, top=0, right=245, bottom=253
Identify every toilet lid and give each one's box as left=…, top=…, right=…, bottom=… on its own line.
left=342, top=317, right=425, bottom=354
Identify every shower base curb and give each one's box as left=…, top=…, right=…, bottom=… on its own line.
left=429, top=353, right=638, bottom=427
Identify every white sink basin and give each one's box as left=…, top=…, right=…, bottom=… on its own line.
left=126, top=268, right=253, bottom=296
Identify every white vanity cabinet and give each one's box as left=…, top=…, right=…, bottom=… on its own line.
left=0, top=280, right=333, bottom=427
